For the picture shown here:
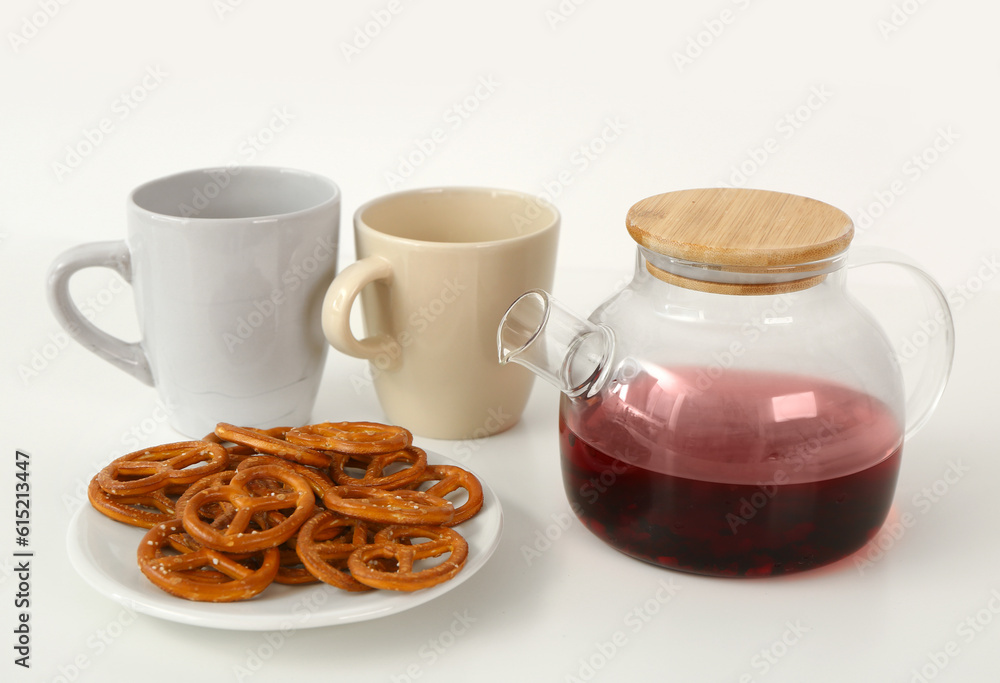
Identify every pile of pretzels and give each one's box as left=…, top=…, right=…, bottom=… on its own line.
left=88, top=421, right=484, bottom=602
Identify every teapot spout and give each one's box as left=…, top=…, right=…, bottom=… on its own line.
left=497, top=289, right=615, bottom=399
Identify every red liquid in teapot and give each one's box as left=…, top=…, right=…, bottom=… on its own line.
left=560, top=368, right=903, bottom=577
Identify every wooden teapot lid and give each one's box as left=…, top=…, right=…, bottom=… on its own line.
left=626, top=188, right=854, bottom=294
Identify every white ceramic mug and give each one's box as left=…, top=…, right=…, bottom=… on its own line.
left=47, top=166, right=341, bottom=437
left=322, top=187, right=560, bottom=440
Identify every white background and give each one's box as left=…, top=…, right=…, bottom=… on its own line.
left=2, top=1, right=999, bottom=682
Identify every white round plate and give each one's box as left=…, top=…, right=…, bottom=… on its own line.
left=67, top=450, right=502, bottom=630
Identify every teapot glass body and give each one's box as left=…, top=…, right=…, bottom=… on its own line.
left=557, top=253, right=905, bottom=577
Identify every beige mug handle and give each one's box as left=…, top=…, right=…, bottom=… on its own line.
left=321, top=256, right=397, bottom=360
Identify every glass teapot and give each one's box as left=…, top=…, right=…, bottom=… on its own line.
left=497, top=188, right=954, bottom=577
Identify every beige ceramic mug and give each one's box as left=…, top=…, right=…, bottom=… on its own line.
left=322, top=187, right=559, bottom=439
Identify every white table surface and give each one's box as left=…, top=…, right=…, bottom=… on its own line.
left=4, top=1, right=999, bottom=681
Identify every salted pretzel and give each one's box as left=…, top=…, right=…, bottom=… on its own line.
left=163, top=529, right=258, bottom=565
left=294, top=511, right=376, bottom=591
left=285, top=422, right=412, bottom=455
left=182, top=464, right=315, bottom=553
left=202, top=431, right=258, bottom=468
left=137, top=520, right=279, bottom=602
left=202, top=430, right=257, bottom=454
left=159, top=530, right=253, bottom=586
left=235, top=455, right=334, bottom=500
left=214, top=423, right=331, bottom=468
left=329, top=446, right=427, bottom=490
left=322, top=485, right=454, bottom=526
left=405, top=465, right=484, bottom=526
left=348, top=526, right=469, bottom=591
left=173, top=470, right=236, bottom=522
left=177, top=497, right=284, bottom=539
left=97, top=441, right=228, bottom=496
left=175, top=471, right=298, bottom=541
left=273, top=543, right=320, bottom=585
left=88, top=476, right=176, bottom=528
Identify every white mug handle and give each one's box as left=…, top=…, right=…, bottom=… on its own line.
left=321, top=256, right=397, bottom=361
left=46, top=241, right=154, bottom=386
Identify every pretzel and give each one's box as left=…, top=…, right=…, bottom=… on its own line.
left=158, top=530, right=245, bottom=585
left=180, top=493, right=286, bottom=544
left=214, top=423, right=331, bottom=468
left=273, top=543, right=320, bottom=585
left=88, top=476, right=176, bottom=528
left=322, top=485, right=454, bottom=526
left=329, top=446, right=427, bottom=490
left=202, top=431, right=258, bottom=469
left=182, top=464, right=315, bottom=553
left=164, top=529, right=257, bottom=563
left=202, top=430, right=257, bottom=455
left=285, top=422, right=412, bottom=455
left=294, top=511, right=376, bottom=591
left=236, top=455, right=334, bottom=500
left=174, top=470, right=236, bottom=522
left=405, top=465, right=484, bottom=526
left=137, top=520, right=279, bottom=602
left=348, top=526, right=469, bottom=591
left=96, top=441, right=228, bottom=496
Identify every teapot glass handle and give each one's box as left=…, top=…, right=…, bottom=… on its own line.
left=847, top=245, right=955, bottom=440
